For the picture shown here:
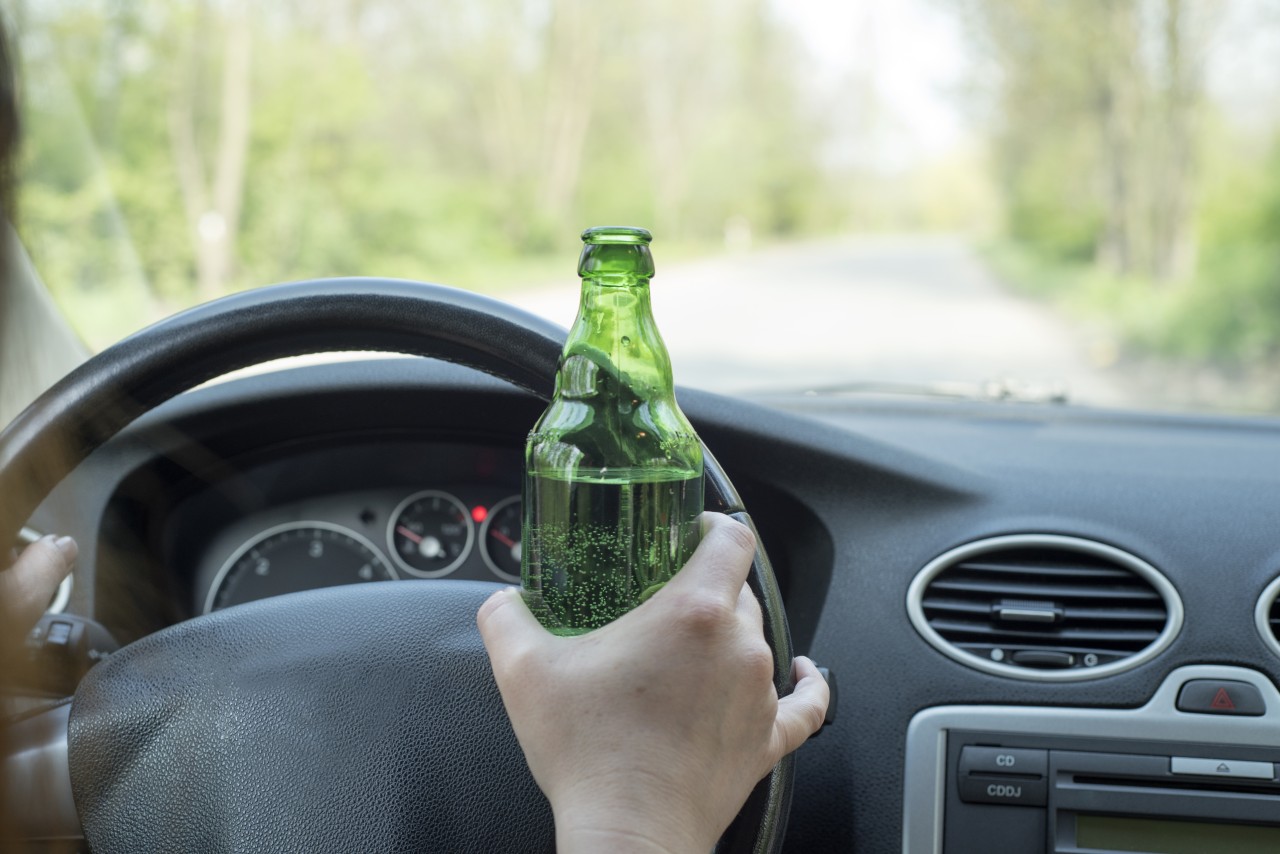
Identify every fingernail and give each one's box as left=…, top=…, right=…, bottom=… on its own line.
left=54, top=536, right=79, bottom=563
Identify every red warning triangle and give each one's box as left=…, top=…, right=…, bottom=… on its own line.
left=1211, top=688, right=1236, bottom=710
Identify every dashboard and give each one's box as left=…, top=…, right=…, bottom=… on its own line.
left=18, top=356, right=1280, bottom=852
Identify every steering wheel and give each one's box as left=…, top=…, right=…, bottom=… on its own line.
left=0, top=279, right=797, bottom=853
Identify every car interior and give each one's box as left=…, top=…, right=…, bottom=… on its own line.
left=5, top=273, right=1280, bottom=852
left=5, top=3, right=1280, bottom=853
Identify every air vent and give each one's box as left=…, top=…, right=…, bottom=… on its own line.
left=1253, top=576, right=1280, bottom=659
left=907, top=534, right=1182, bottom=682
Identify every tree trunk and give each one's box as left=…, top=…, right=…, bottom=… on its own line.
left=536, top=0, right=600, bottom=231
left=168, top=1, right=252, bottom=304
left=1094, top=2, right=1139, bottom=276
left=1151, top=0, right=1201, bottom=283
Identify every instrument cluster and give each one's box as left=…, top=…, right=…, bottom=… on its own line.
left=198, top=484, right=523, bottom=614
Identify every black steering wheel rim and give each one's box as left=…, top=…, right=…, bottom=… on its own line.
left=0, top=278, right=796, bottom=853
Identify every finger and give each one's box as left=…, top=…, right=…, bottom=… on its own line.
left=791, top=654, right=824, bottom=687
left=736, top=582, right=763, bottom=634
left=476, top=587, right=549, bottom=672
left=0, top=536, right=77, bottom=637
left=663, top=513, right=755, bottom=604
left=769, top=656, right=831, bottom=763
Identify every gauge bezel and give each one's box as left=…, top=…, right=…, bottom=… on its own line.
left=386, top=489, right=476, bottom=579
left=204, top=520, right=395, bottom=615
left=479, top=494, right=522, bottom=583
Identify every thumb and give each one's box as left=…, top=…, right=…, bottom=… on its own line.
left=661, top=512, right=756, bottom=605
left=477, top=587, right=548, bottom=673
left=768, top=656, right=830, bottom=767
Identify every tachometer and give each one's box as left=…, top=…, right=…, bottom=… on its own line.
left=479, top=495, right=522, bottom=583
left=387, top=490, right=475, bottom=578
left=205, top=521, right=395, bottom=613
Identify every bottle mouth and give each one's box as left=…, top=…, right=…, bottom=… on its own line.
left=581, top=226, right=652, bottom=245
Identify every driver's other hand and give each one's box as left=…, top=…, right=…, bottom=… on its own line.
left=477, top=512, right=830, bottom=854
left=1, top=535, right=76, bottom=646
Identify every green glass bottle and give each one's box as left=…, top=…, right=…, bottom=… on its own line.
left=522, top=226, right=704, bottom=635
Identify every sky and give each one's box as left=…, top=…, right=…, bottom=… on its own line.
left=775, top=0, right=1280, bottom=171
left=774, top=0, right=973, bottom=171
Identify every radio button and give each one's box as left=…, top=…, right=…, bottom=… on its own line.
left=959, top=746, right=1048, bottom=778
left=1176, top=680, right=1265, bottom=716
left=958, top=775, right=1047, bottom=806
left=1170, top=756, right=1275, bottom=780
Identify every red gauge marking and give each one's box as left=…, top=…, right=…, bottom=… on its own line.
left=489, top=529, right=517, bottom=549
left=396, top=525, right=424, bottom=544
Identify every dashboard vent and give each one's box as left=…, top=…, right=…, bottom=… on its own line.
left=907, top=535, right=1182, bottom=682
left=1253, top=576, right=1280, bottom=659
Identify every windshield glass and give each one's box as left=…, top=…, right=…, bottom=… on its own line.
left=9, top=1, right=1280, bottom=414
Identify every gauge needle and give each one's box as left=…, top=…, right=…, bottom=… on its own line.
left=396, top=525, right=424, bottom=544
left=490, top=529, right=517, bottom=549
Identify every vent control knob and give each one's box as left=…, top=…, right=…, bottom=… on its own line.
left=994, top=600, right=1061, bottom=623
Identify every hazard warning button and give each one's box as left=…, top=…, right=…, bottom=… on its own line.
left=1176, top=679, right=1266, bottom=716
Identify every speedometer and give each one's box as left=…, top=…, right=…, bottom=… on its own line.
left=204, top=521, right=395, bottom=613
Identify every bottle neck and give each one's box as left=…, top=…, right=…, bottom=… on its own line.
left=563, top=275, right=674, bottom=401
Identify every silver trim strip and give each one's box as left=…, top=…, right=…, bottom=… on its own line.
left=1170, top=756, right=1274, bottom=780
left=902, top=664, right=1280, bottom=854
left=1255, top=574, right=1280, bottom=659
left=906, top=533, right=1184, bottom=682
left=48, top=572, right=73, bottom=615
left=16, top=527, right=73, bottom=614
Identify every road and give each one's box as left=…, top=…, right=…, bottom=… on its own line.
left=507, top=235, right=1125, bottom=407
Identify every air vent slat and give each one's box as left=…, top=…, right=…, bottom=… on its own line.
left=922, top=598, right=1166, bottom=623
left=926, top=618, right=1159, bottom=645
left=928, top=577, right=1160, bottom=601
left=957, top=560, right=1133, bottom=580
left=909, top=537, right=1177, bottom=681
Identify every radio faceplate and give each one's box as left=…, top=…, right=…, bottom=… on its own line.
left=903, top=665, right=1280, bottom=853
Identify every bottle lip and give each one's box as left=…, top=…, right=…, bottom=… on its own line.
left=581, top=226, right=652, bottom=245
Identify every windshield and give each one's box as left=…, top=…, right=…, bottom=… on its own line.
left=9, top=1, right=1280, bottom=414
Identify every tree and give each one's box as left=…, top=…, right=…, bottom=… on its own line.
left=168, top=0, right=252, bottom=302
left=957, top=0, right=1220, bottom=281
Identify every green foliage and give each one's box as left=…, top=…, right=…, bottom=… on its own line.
left=1167, top=138, right=1280, bottom=362
left=13, top=0, right=842, bottom=347
left=988, top=133, right=1280, bottom=370
left=1003, top=134, right=1104, bottom=264
left=966, top=0, right=1280, bottom=374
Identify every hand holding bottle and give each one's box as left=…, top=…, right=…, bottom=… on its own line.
left=478, top=512, right=830, bottom=854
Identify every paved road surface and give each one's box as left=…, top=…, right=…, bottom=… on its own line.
left=507, top=235, right=1125, bottom=407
